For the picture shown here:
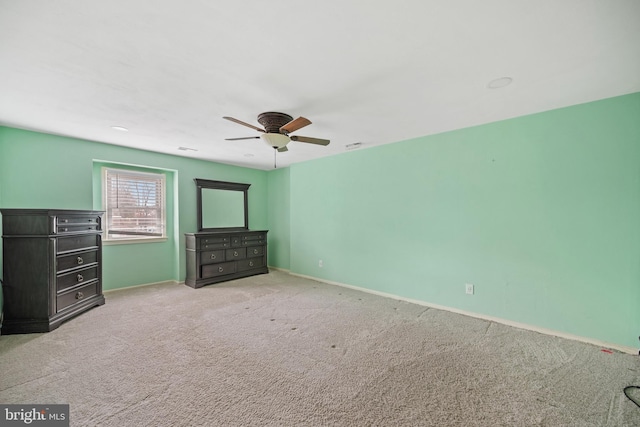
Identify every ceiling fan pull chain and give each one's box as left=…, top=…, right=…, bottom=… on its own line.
left=274, top=148, right=277, bottom=169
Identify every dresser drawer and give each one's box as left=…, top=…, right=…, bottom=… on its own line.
left=57, top=250, right=98, bottom=273
left=56, top=224, right=100, bottom=234
left=237, top=257, right=265, bottom=272
left=57, top=266, right=99, bottom=292
left=225, top=247, right=246, bottom=261
left=200, top=236, right=230, bottom=249
left=242, top=233, right=266, bottom=241
left=201, top=241, right=230, bottom=250
left=245, top=246, right=265, bottom=257
left=56, top=215, right=101, bottom=233
left=200, top=249, right=225, bottom=264
left=57, top=281, right=99, bottom=312
left=202, top=261, right=236, bottom=278
left=201, top=236, right=229, bottom=243
left=231, top=236, right=242, bottom=247
left=56, top=223, right=101, bottom=234
left=57, top=234, right=100, bottom=254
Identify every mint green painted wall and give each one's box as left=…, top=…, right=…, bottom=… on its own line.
left=0, top=126, right=268, bottom=291
left=289, top=93, right=640, bottom=348
left=266, top=167, right=291, bottom=270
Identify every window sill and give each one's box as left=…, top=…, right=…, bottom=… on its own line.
left=103, top=237, right=168, bottom=246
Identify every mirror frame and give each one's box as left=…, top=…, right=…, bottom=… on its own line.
left=195, top=178, right=250, bottom=232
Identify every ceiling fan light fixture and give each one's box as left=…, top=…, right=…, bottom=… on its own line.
left=260, top=132, right=290, bottom=149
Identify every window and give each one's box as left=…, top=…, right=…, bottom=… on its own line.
left=102, top=167, right=166, bottom=241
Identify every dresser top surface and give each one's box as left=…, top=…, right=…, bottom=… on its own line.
left=185, top=230, right=268, bottom=237
left=1, top=209, right=104, bottom=216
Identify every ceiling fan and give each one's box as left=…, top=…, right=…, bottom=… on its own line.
left=223, top=112, right=330, bottom=153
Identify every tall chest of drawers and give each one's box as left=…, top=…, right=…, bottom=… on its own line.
left=185, top=230, right=268, bottom=288
left=1, top=209, right=105, bottom=334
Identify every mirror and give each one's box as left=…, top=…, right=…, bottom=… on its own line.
left=195, top=179, right=250, bottom=231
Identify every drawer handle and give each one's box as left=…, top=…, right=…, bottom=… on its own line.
left=233, top=251, right=239, bottom=257
left=249, top=261, right=254, bottom=267
left=75, top=291, right=84, bottom=300
left=77, top=256, right=84, bottom=265
left=60, top=219, right=69, bottom=223
left=253, top=249, right=259, bottom=255
left=218, top=267, right=224, bottom=273
left=77, top=274, right=84, bottom=282
left=211, top=254, right=216, bottom=260
left=60, top=227, right=68, bottom=232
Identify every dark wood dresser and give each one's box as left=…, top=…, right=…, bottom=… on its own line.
left=1, top=209, right=105, bottom=334
left=185, top=230, right=268, bottom=288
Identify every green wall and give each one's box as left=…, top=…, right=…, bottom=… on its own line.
left=278, top=93, right=640, bottom=349
left=0, top=127, right=268, bottom=293
left=266, top=167, right=291, bottom=270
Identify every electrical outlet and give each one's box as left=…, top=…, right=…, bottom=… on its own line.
left=465, top=283, right=474, bottom=295
left=319, top=259, right=323, bottom=268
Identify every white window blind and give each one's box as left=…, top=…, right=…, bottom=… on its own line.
left=103, top=168, right=166, bottom=240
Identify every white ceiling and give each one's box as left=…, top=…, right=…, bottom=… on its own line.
left=1, top=1, right=639, bottom=170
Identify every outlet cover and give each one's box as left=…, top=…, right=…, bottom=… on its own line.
left=465, top=284, right=474, bottom=295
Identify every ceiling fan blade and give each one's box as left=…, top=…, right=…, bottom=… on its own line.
left=223, top=116, right=265, bottom=133
left=225, top=136, right=260, bottom=141
left=280, top=116, right=311, bottom=134
left=290, top=135, right=330, bottom=146
left=277, top=146, right=288, bottom=152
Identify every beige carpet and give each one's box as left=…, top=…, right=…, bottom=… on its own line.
left=1, top=270, right=639, bottom=426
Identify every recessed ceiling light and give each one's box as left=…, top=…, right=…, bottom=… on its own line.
left=487, top=77, right=513, bottom=89
left=345, top=142, right=363, bottom=150
left=178, top=147, right=198, bottom=152
left=111, top=126, right=129, bottom=132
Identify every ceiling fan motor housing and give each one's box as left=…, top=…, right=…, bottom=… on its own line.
left=257, top=112, right=294, bottom=134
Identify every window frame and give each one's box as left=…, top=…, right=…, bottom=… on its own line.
left=101, top=166, right=167, bottom=244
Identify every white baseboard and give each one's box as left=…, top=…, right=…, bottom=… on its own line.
left=103, top=279, right=181, bottom=293
left=268, top=266, right=290, bottom=273
left=289, top=272, right=638, bottom=355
